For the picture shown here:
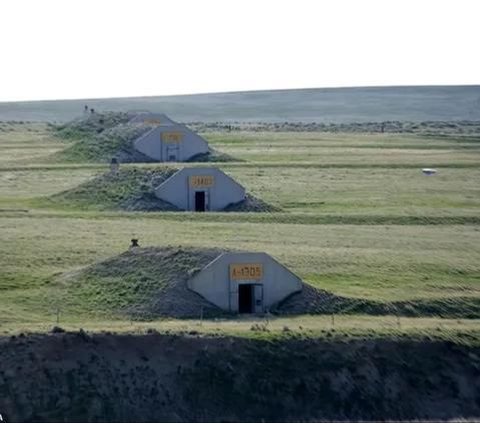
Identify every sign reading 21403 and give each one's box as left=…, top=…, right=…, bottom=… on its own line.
left=189, top=175, right=214, bottom=188
left=230, top=263, right=263, bottom=281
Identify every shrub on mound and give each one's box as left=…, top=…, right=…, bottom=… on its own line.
left=224, top=194, right=281, bottom=212
left=55, top=111, right=131, bottom=140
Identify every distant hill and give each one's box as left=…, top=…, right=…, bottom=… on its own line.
left=0, top=85, right=479, bottom=123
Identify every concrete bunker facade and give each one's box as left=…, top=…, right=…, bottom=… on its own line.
left=133, top=120, right=209, bottom=162
left=154, top=167, right=245, bottom=212
left=188, top=252, right=302, bottom=313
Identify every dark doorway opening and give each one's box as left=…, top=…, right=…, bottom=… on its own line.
left=195, top=191, right=206, bottom=212
left=238, top=284, right=254, bottom=313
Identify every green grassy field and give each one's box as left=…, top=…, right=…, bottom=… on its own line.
left=0, top=122, right=479, bottom=333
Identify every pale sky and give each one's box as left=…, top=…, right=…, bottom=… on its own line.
left=0, top=0, right=479, bottom=102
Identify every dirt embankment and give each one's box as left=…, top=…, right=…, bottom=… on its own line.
left=1, top=332, right=479, bottom=422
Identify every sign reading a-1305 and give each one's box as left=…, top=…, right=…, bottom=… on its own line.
left=230, top=264, right=263, bottom=281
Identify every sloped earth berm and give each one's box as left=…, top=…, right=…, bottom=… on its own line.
left=55, top=111, right=132, bottom=140
left=48, top=168, right=277, bottom=212
left=48, top=168, right=178, bottom=211
left=59, top=246, right=480, bottom=320
left=59, top=246, right=231, bottom=319
left=274, top=282, right=480, bottom=318
left=1, top=332, right=480, bottom=422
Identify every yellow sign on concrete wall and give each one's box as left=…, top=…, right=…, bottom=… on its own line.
left=161, top=132, right=183, bottom=143
left=230, top=264, right=263, bottom=281
left=189, top=175, right=214, bottom=188
left=144, top=119, right=161, bottom=125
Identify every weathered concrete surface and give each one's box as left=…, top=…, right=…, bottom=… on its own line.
left=188, top=252, right=302, bottom=312
left=154, top=167, right=245, bottom=211
left=133, top=124, right=209, bottom=162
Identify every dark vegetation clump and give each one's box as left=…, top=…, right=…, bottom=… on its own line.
left=274, top=282, right=480, bottom=318
left=55, top=111, right=131, bottom=140
left=187, top=120, right=480, bottom=135
left=56, top=124, right=156, bottom=163
left=188, top=148, right=239, bottom=163
left=52, top=111, right=166, bottom=163
left=48, top=168, right=178, bottom=211
left=60, top=246, right=230, bottom=319
left=224, top=194, right=281, bottom=212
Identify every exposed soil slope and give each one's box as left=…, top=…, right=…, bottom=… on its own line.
left=1, top=332, right=480, bottom=422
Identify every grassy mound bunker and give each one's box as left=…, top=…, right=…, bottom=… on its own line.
left=48, top=168, right=277, bottom=212
left=59, top=246, right=230, bottom=319
left=53, top=111, right=236, bottom=163
left=56, top=246, right=480, bottom=321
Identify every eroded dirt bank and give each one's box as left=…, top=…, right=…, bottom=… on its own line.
left=1, top=332, right=479, bottom=422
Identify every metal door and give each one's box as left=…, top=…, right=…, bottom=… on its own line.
left=194, top=191, right=206, bottom=212
left=166, top=144, right=179, bottom=162
left=253, top=284, right=263, bottom=313
left=204, top=190, right=210, bottom=210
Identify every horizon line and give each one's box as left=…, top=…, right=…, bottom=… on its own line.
left=1, top=84, right=479, bottom=104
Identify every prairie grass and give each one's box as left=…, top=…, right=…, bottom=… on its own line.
left=0, top=123, right=479, bottom=329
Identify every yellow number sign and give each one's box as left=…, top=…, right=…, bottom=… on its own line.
left=230, top=264, right=263, bottom=281
left=189, top=175, right=214, bottom=188
left=144, top=118, right=161, bottom=125
left=161, top=132, right=183, bottom=143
